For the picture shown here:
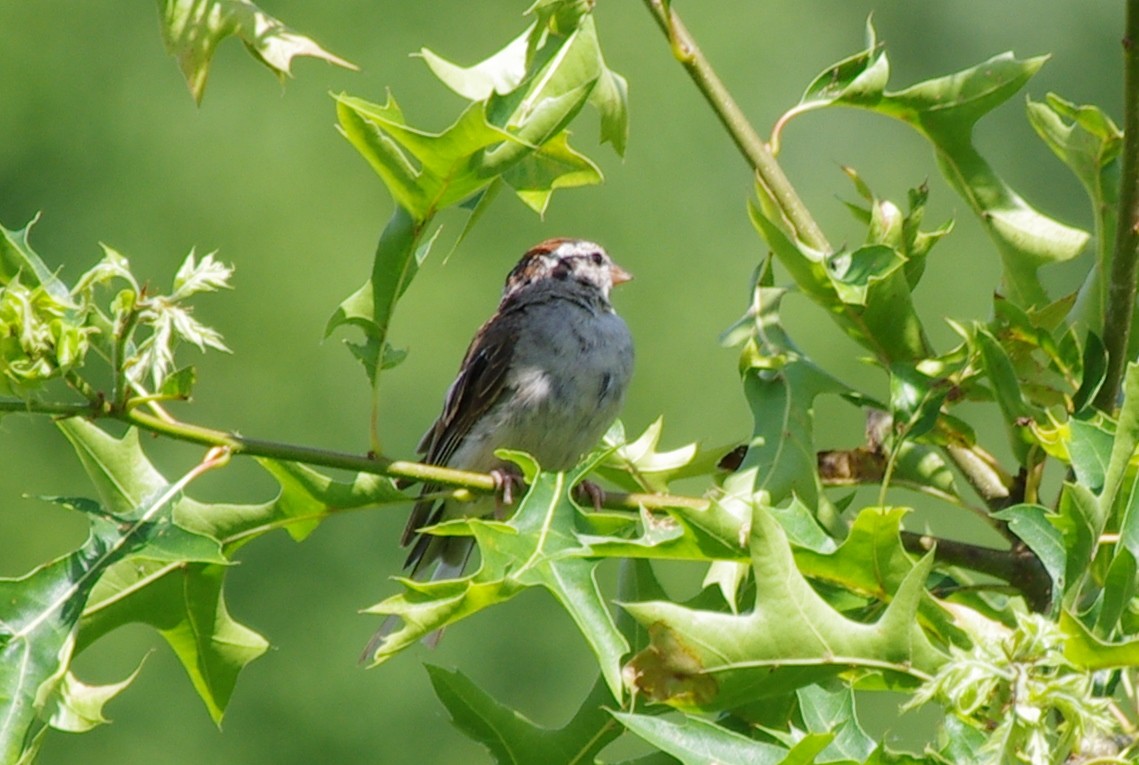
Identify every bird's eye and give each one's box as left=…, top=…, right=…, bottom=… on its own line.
left=590, top=252, right=605, bottom=266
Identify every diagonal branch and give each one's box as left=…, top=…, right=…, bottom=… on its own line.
left=640, top=0, right=830, bottom=251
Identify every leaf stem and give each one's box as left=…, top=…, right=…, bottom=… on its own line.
left=1097, top=0, right=1139, bottom=413
left=640, top=0, right=830, bottom=250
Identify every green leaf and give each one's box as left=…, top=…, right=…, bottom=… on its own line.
left=254, top=458, right=407, bottom=543
left=501, top=129, right=602, bottom=214
left=0, top=518, right=135, bottom=763
left=1067, top=417, right=1115, bottom=499
left=621, top=507, right=945, bottom=711
left=158, top=366, right=196, bottom=399
left=781, top=39, right=1089, bottom=306
left=335, top=96, right=511, bottom=220
left=1054, top=482, right=1099, bottom=603
left=363, top=462, right=629, bottom=699
left=0, top=216, right=70, bottom=300
left=874, top=54, right=1089, bottom=306
left=324, top=207, right=427, bottom=379
left=421, top=24, right=536, bottom=101
left=747, top=203, right=930, bottom=362
left=1100, top=362, right=1139, bottom=530
left=54, top=420, right=273, bottom=724
left=76, top=559, right=269, bottom=726
left=1061, top=610, right=1139, bottom=669
left=0, top=437, right=224, bottom=760
left=424, top=13, right=626, bottom=156
left=732, top=285, right=845, bottom=518
left=795, top=507, right=963, bottom=643
left=578, top=500, right=747, bottom=565
left=596, top=418, right=722, bottom=494
left=838, top=171, right=953, bottom=293
left=797, top=17, right=887, bottom=109
left=42, top=666, right=142, bottom=733
left=427, top=667, right=621, bottom=764
left=972, top=325, right=1040, bottom=464
left=992, top=504, right=1066, bottom=606
left=888, top=363, right=951, bottom=443
left=156, top=0, right=356, bottom=104
left=1026, top=95, right=1121, bottom=331
left=72, top=452, right=403, bottom=723
left=611, top=711, right=829, bottom=765
left=796, top=683, right=876, bottom=763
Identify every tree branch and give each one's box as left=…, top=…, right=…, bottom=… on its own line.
left=1096, top=0, right=1139, bottom=413
left=3, top=395, right=1050, bottom=606
left=640, top=0, right=830, bottom=251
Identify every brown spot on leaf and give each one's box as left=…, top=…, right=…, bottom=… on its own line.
left=622, top=622, right=718, bottom=706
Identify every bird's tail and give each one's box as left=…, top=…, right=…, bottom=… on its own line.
left=358, top=536, right=474, bottom=664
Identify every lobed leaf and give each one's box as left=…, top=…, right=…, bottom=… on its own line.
left=747, top=203, right=929, bottom=363
left=1026, top=95, right=1121, bottom=332
left=156, top=0, right=356, bottom=104
left=56, top=421, right=403, bottom=727
left=0, top=436, right=228, bottom=759
left=427, top=666, right=621, bottom=765
left=729, top=284, right=846, bottom=532
left=363, top=459, right=629, bottom=699
left=621, top=507, right=945, bottom=711
left=777, top=35, right=1089, bottom=308
left=795, top=507, right=963, bottom=644
left=611, top=711, right=830, bottom=765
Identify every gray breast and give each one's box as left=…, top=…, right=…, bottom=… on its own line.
left=479, top=302, right=633, bottom=472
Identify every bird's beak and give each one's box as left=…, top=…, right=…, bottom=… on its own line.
left=610, top=264, right=633, bottom=286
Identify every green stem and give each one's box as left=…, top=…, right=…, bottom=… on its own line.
left=1097, top=0, right=1139, bottom=413
left=640, top=0, right=830, bottom=251
left=0, top=396, right=496, bottom=493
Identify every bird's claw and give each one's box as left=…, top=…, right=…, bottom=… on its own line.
left=573, top=480, right=606, bottom=511
left=489, top=468, right=526, bottom=517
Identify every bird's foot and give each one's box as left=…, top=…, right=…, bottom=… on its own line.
left=489, top=467, right=526, bottom=518
left=573, top=480, right=606, bottom=511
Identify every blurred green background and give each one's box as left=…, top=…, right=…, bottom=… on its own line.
left=0, top=1, right=1122, bottom=762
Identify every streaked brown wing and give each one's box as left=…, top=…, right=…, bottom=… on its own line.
left=400, top=311, right=518, bottom=547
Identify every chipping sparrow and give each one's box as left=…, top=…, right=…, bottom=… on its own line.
left=362, top=238, right=634, bottom=657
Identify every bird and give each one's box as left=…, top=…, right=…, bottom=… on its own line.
left=362, top=238, right=634, bottom=659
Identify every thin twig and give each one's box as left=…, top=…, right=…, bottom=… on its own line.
left=640, top=0, right=830, bottom=251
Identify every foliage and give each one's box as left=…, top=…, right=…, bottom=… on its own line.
left=2, top=3, right=1139, bottom=765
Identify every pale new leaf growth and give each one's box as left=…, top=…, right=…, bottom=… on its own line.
left=72, top=245, right=138, bottom=297
left=171, top=250, right=233, bottom=301
left=166, top=304, right=230, bottom=353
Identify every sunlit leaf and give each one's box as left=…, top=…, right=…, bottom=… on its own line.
left=771, top=18, right=887, bottom=153
left=621, top=507, right=945, bottom=711
left=778, top=40, right=1090, bottom=307
left=795, top=507, right=964, bottom=643
left=363, top=457, right=628, bottom=699
left=1027, top=94, right=1121, bottom=331
left=747, top=202, right=930, bottom=362
left=42, top=666, right=142, bottom=734
left=157, top=0, right=356, bottom=104
left=0, top=435, right=224, bottom=759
